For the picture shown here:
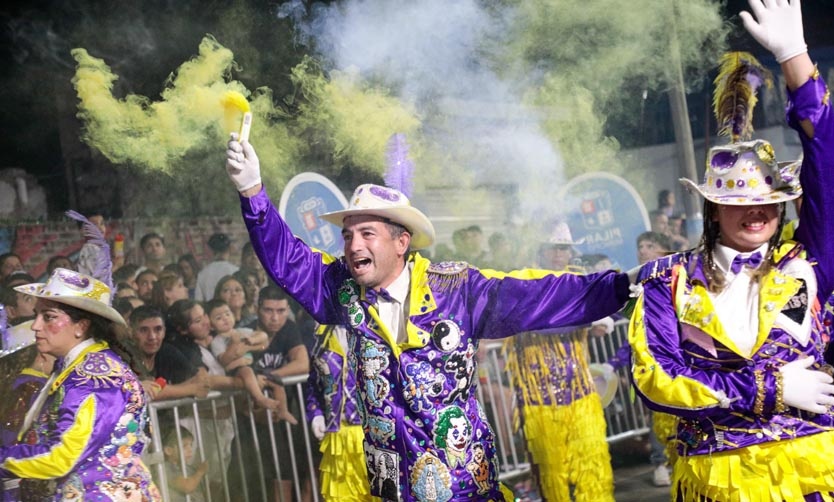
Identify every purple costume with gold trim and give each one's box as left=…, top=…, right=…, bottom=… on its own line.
left=630, top=74, right=834, bottom=500
left=0, top=341, right=161, bottom=501
left=241, top=189, right=630, bottom=501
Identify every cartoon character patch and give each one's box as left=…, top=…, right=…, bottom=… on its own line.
left=432, top=320, right=462, bottom=352
left=433, top=405, right=472, bottom=468
left=366, top=415, right=396, bottom=444
left=366, top=443, right=401, bottom=501
left=403, top=361, right=446, bottom=412
left=444, top=342, right=476, bottom=403
left=339, top=279, right=365, bottom=327
left=410, top=452, right=453, bottom=502
left=466, top=443, right=492, bottom=494
left=360, top=340, right=391, bottom=408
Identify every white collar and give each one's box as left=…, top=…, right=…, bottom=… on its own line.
left=384, top=263, right=411, bottom=304
left=62, top=337, right=97, bottom=369
left=713, top=242, right=769, bottom=275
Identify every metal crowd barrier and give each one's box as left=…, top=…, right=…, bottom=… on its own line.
left=144, top=320, right=649, bottom=501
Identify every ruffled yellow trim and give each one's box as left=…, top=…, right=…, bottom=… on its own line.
left=521, top=394, right=614, bottom=502
left=503, top=331, right=591, bottom=407
left=318, top=425, right=379, bottom=501
left=674, top=431, right=834, bottom=501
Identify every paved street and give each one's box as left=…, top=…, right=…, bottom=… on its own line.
left=614, top=462, right=672, bottom=502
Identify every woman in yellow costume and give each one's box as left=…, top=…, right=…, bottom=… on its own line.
left=630, top=1, right=834, bottom=499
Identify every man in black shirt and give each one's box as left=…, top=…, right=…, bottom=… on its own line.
left=130, top=305, right=210, bottom=400
left=237, top=285, right=311, bottom=502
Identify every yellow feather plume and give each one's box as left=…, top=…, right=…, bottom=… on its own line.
left=712, top=52, right=773, bottom=143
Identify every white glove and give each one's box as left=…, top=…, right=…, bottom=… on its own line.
left=779, top=357, right=834, bottom=414
left=740, top=0, right=807, bottom=63
left=225, top=133, right=262, bottom=192
left=311, top=415, right=326, bottom=441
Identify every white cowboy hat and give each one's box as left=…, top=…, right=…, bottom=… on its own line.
left=680, top=139, right=802, bottom=206
left=544, top=221, right=585, bottom=246
left=589, top=363, right=619, bottom=409
left=319, top=184, right=436, bottom=249
left=14, top=268, right=125, bottom=326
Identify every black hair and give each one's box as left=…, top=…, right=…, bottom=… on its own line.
left=139, top=232, right=165, bottom=249
left=257, top=285, right=290, bottom=307
left=130, top=305, right=165, bottom=327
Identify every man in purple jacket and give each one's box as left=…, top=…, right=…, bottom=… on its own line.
left=223, top=143, right=632, bottom=501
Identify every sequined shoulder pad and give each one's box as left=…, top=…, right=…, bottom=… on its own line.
left=427, top=261, right=470, bottom=292
left=636, top=252, right=692, bottom=284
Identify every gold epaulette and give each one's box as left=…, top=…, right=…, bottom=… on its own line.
left=636, top=252, right=692, bottom=285
left=427, top=261, right=469, bottom=292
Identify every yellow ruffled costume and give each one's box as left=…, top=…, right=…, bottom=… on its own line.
left=675, top=431, right=834, bottom=502
left=504, top=331, right=614, bottom=502
left=318, top=424, right=379, bottom=501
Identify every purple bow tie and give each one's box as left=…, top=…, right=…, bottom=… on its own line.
left=730, top=251, right=763, bottom=274
left=365, top=287, right=394, bottom=305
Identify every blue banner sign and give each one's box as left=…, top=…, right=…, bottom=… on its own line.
left=556, top=172, right=649, bottom=270
left=278, top=173, right=349, bottom=256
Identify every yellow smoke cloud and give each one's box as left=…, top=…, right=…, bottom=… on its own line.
left=291, top=56, right=421, bottom=175
left=71, top=35, right=302, bottom=187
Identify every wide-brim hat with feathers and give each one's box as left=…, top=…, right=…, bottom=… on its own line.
left=680, top=52, right=801, bottom=206
left=15, top=268, right=125, bottom=326
left=319, top=184, right=436, bottom=250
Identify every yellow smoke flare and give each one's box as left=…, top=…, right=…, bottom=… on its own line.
left=221, top=90, right=252, bottom=142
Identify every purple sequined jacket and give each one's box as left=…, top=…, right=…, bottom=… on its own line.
left=241, top=189, right=630, bottom=501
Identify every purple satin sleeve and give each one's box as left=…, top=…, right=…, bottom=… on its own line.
left=240, top=188, right=346, bottom=324
left=0, top=377, right=126, bottom=473
left=637, top=279, right=759, bottom=419
left=790, top=76, right=834, bottom=300
left=470, top=269, right=631, bottom=339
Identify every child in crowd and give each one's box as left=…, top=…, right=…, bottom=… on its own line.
left=162, top=427, right=208, bottom=502
left=205, top=299, right=296, bottom=422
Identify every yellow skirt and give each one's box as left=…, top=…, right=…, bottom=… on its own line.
left=319, top=424, right=379, bottom=502
left=521, top=394, right=614, bottom=502
left=675, top=430, right=834, bottom=501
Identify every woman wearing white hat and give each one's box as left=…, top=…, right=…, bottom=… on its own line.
left=629, top=1, right=834, bottom=499
left=0, top=268, right=161, bottom=501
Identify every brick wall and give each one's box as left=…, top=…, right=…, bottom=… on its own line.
left=1, top=216, right=252, bottom=280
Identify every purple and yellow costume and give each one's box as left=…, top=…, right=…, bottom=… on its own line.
left=241, top=189, right=630, bottom=501
left=307, top=325, right=378, bottom=501
left=0, top=341, right=161, bottom=501
left=630, top=73, right=834, bottom=500
left=504, top=310, right=614, bottom=501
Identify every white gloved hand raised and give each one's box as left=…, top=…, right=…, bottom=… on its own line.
left=779, top=357, right=834, bottom=414
left=311, top=415, right=326, bottom=441
left=740, top=0, right=807, bottom=63
left=225, top=132, right=262, bottom=192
